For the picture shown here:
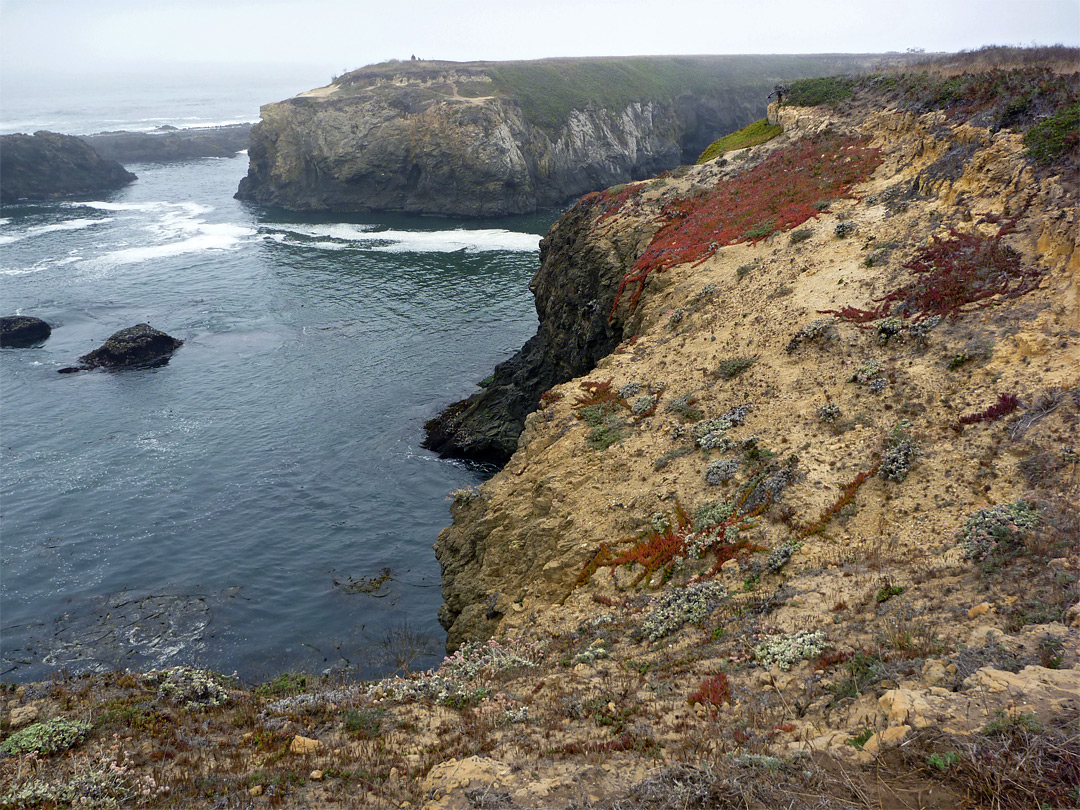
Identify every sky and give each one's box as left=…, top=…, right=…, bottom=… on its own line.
left=1, top=0, right=1078, bottom=86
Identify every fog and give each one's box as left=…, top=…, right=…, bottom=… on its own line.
left=2, top=0, right=1077, bottom=86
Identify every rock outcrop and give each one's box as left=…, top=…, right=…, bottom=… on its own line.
left=82, top=124, right=251, bottom=163
left=423, top=199, right=650, bottom=464
left=235, top=56, right=884, bottom=216
left=61, top=324, right=183, bottom=372
left=0, top=316, right=51, bottom=347
left=0, top=131, right=136, bottom=203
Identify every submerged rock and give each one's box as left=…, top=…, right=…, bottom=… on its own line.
left=65, top=323, right=183, bottom=372
left=0, top=315, right=52, bottom=347
left=0, top=131, right=136, bottom=203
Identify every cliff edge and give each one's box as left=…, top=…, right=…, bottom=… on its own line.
left=235, top=55, right=885, bottom=216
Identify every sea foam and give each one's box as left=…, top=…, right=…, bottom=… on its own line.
left=264, top=223, right=541, bottom=253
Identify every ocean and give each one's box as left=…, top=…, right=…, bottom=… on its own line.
left=0, top=69, right=554, bottom=682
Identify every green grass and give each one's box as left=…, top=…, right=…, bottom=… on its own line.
left=1025, top=102, right=1079, bottom=164
left=697, top=119, right=783, bottom=163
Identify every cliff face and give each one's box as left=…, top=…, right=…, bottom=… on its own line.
left=235, top=56, right=879, bottom=216
left=422, top=199, right=652, bottom=463
left=0, top=131, right=136, bottom=203
left=434, top=89, right=1079, bottom=651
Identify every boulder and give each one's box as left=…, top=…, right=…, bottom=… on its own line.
left=0, top=131, right=136, bottom=203
left=63, top=324, right=183, bottom=372
left=0, top=315, right=52, bottom=347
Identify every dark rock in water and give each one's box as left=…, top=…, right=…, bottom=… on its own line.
left=70, top=324, right=183, bottom=371
left=0, top=131, right=136, bottom=203
left=82, top=124, right=252, bottom=163
left=423, top=196, right=632, bottom=465
left=0, top=315, right=52, bottom=347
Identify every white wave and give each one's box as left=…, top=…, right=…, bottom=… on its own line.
left=69, top=200, right=212, bottom=216
left=0, top=216, right=114, bottom=245
left=264, top=223, right=541, bottom=253
left=98, top=222, right=256, bottom=264
left=0, top=217, right=10, bottom=226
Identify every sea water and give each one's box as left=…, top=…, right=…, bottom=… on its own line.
left=0, top=72, right=553, bottom=682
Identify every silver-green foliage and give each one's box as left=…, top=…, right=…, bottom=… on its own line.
left=642, top=580, right=727, bottom=641
left=754, top=630, right=827, bottom=671
left=0, top=717, right=91, bottom=756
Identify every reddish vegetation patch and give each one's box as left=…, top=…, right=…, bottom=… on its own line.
left=610, top=132, right=883, bottom=314
left=954, top=393, right=1020, bottom=431
left=688, top=673, right=731, bottom=711
left=576, top=487, right=767, bottom=589
left=796, top=462, right=881, bottom=538
left=823, top=218, right=1041, bottom=325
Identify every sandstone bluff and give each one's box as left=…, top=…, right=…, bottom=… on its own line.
left=235, top=55, right=881, bottom=216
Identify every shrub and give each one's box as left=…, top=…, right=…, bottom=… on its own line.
left=641, top=580, right=727, bottom=641
left=1024, top=102, right=1079, bottom=164
left=754, top=631, right=827, bottom=671
left=789, top=228, right=814, bottom=245
left=785, top=76, right=857, bottom=107
left=1, top=717, right=91, bottom=756
left=958, top=501, right=1041, bottom=564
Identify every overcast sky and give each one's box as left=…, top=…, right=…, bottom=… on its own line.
left=2, top=0, right=1077, bottom=84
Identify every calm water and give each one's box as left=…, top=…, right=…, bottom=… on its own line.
left=0, top=75, right=553, bottom=682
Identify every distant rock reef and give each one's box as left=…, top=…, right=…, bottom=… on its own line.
left=81, top=124, right=251, bottom=164
left=236, top=55, right=882, bottom=216
left=0, top=131, right=135, bottom=203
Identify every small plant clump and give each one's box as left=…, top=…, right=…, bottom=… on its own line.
left=144, top=666, right=232, bottom=709
left=687, top=673, right=731, bottom=712
left=641, top=580, right=727, bottom=641
left=368, top=637, right=543, bottom=708
left=0, top=717, right=92, bottom=756
left=834, top=220, right=857, bottom=238
left=879, top=423, right=918, bottom=482
left=754, top=630, right=828, bottom=671
left=714, top=356, right=757, bottom=380
left=786, top=318, right=835, bottom=353
left=705, top=458, right=739, bottom=485
left=958, top=501, right=1041, bottom=564
left=849, top=359, right=883, bottom=386
left=954, top=392, right=1020, bottom=430
left=816, top=403, right=841, bottom=423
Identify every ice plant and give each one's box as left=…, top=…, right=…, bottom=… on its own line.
left=610, top=132, right=882, bottom=314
